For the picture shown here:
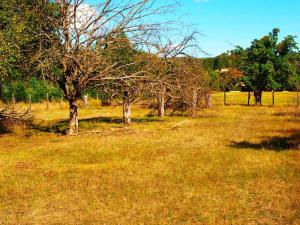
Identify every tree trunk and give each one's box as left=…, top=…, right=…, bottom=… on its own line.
left=158, top=85, right=166, bottom=118
left=254, top=90, right=262, bottom=105
left=123, top=91, right=131, bottom=125
left=247, top=92, right=251, bottom=106
left=272, top=90, right=275, bottom=106
left=224, top=91, right=227, bottom=105
left=297, top=92, right=299, bottom=108
left=192, top=90, right=198, bottom=117
left=68, top=99, right=79, bottom=135
left=83, top=94, right=88, bottom=108
left=205, top=92, right=212, bottom=108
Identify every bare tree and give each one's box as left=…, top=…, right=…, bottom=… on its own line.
left=175, top=57, right=209, bottom=116
left=145, top=29, right=203, bottom=117
left=94, top=34, right=152, bottom=124
left=219, top=68, right=243, bottom=105
left=34, top=0, right=178, bottom=135
left=0, top=106, right=33, bottom=134
left=159, top=57, right=209, bottom=116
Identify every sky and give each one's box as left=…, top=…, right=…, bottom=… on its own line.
left=88, top=0, right=300, bottom=57
left=179, top=0, right=300, bottom=57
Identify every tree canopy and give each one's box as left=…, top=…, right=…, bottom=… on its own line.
left=236, top=28, right=299, bottom=104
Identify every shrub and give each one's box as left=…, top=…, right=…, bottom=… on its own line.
left=0, top=107, right=32, bottom=134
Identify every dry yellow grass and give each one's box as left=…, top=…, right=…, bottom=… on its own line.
left=0, top=93, right=299, bottom=224
left=213, top=91, right=299, bottom=106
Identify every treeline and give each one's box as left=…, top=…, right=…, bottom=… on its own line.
left=203, top=29, right=300, bottom=104
left=0, top=78, right=62, bottom=103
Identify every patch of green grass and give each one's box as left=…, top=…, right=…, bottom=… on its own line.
left=0, top=93, right=299, bottom=224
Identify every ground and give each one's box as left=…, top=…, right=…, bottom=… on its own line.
left=0, top=92, right=299, bottom=225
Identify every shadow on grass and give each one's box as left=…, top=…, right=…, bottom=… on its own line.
left=222, top=103, right=275, bottom=107
left=230, top=133, right=300, bottom=152
left=273, top=111, right=300, bottom=117
left=32, top=116, right=163, bottom=134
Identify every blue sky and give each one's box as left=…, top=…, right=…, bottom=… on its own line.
left=88, top=0, right=300, bottom=57
left=180, top=0, right=300, bottom=56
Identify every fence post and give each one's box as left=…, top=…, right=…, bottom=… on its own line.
left=247, top=92, right=251, bottom=106
left=96, top=93, right=99, bottom=101
left=272, top=90, right=275, bottom=106
left=12, top=93, right=16, bottom=114
left=28, top=94, right=32, bottom=113
left=297, top=92, right=299, bottom=108
left=224, top=91, right=227, bottom=105
left=46, top=92, right=49, bottom=110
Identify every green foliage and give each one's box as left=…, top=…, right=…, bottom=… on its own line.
left=0, top=0, right=31, bottom=78
left=236, top=28, right=299, bottom=92
left=0, top=0, right=56, bottom=85
left=289, top=52, right=300, bottom=89
left=203, top=51, right=243, bottom=91
left=0, top=78, right=63, bottom=103
left=203, top=51, right=241, bottom=72
left=208, top=70, right=220, bottom=90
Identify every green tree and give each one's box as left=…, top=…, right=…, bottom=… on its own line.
left=0, top=0, right=56, bottom=99
left=203, top=51, right=243, bottom=91
left=237, top=28, right=299, bottom=105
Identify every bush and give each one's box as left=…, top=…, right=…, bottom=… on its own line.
left=0, top=107, right=32, bottom=134
left=0, top=118, right=28, bottom=134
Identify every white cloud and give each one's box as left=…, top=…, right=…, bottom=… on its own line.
left=70, top=3, right=97, bottom=31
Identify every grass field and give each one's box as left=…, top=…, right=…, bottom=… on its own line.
left=213, top=91, right=299, bottom=106
left=0, top=92, right=299, bottom=224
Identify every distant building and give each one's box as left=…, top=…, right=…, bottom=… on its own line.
left=220, top=68, right=229, bottom=73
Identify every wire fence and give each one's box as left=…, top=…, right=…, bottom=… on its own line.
left=212, top=91, right=300, bottom=107
left=1, top=92, right=299, bottom=115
